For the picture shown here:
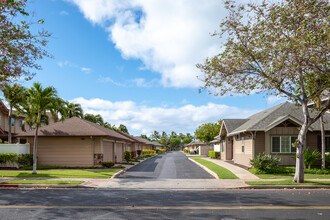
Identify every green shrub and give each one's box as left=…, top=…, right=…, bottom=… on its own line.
left=208, top=151, right=220, bottom=159
left=304, top=148, right=320, bottom=169
left=0, top=153, right=33, bottom=167
left=183, top=149, right=189, bottom=153
left=157, top=149, right=167, bottom=154
left=102, top=162, right=115, bottom=168
left=142, top=149, right=156, bottom=156
left=124, top=151, right=132, bottom=162
left=250, top=153, right=280, bottom=173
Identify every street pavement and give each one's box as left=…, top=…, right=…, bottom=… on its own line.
left=117, top=151, right=214, bottom=179
left=0, top=188, right=329, bottom=219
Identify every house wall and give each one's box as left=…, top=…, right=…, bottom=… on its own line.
left=103, top=139, right=115, bottom=162
left=225, top=138, right=233, bottom=160
left=233, top=133, right=253, bottom=167
left=115, top=142, right=125, bottom=162
left=199, top=145, right=213, bottom=156
left=255, top=132, right=265, bottom=155
left=27, top=136, right=93, bottom=166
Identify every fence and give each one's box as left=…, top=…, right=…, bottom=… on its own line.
left=0, top=143, right=30, bottom=154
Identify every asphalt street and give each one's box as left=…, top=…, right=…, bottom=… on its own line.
left=0, top=189, right=329, bottom=219
left=117, top=151, right=214, bottom=179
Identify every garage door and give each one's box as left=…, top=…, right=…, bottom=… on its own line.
left=115, top=143, right=124, bottom=162
left=103, top=141, right=114, bottom=162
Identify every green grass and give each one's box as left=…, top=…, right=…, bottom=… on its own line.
left=249, top=168, right=330, bottom=179
left=112, top=165, right=125, bottom=169
left=246, top=179, right=330, bottom=186
left=0, top=180, right=84, bottom=185
left=0, top=170, right=120, bottom=178
left=191, top=157, right=238, bottom=179
left=23, top=165, right=107, bottom=170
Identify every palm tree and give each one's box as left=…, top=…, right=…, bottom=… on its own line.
left=0, top=83, right=26, bottom=143
left=66, top=102, right=84, bottom=118
left=50, top=98, right=67, bottom=122
left=84, top=113, right=104, bottom=125
left=24, top=82, right=58, bottom=174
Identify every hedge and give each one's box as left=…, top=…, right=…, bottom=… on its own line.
left=156, top=149, right=167, bottom=154
left=0, top=153, right=33, bottom=167
left=142, top=149, right=156, bottom=156
left=208, top=151, right=220, bottom=159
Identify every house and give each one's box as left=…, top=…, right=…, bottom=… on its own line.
left=15, top=117, right=134, bottom=166
left=0, top=101, right=26, bottom=143
left=133, top=136, right=157, bottom=150
left=151, top=141, right=165, bottom=150
left=187, top=139, right=213, bottom=156
left=219, top=102, right=330, bottom=167
left=115, top=131, right=144, bottom=157
left=210, top=135, right=221, bottom=152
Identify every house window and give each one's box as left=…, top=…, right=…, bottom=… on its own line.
left=326, top=136, right=330, bottom=152
left=235, top=134, right=240, bottom=141
left=272, top=136, right=297, bottom=153
left=11, top=118, right=14, bottom=127
left=241, top=137, right=244, bottom=152
left=19, top=120, right=23, bottom=128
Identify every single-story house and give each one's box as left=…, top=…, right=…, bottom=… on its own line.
left=133, top=136, right=156, bottom=150
left=152, top=141, right=165, bottom=150
left=219, top=102, right=330, bottom=167
left=115, top=131, right=144, bottom=157
left=187, top=140, right=213, bottom=156
left=210, top=135, right=221, bottom=152
left=15, top=117, right=134, bottom=166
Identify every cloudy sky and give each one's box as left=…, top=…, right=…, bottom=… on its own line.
left=16, top=0, right=286, bottom=135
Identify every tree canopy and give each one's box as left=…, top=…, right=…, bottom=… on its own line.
left=197, top=0, right=330, bottom=183
left=195, top=121, right=221, bottom=143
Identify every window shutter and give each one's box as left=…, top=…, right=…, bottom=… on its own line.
left=317, top=135, right=321, bottom=152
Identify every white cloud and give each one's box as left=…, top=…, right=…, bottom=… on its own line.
left=71, top=97, right=260, bottom=135
left=131, top=78, right=158, bottom=88
left=81, top=67, right=92, bottom=74
left=60, top=10, right=69, bottom=16
left=98, top=76, right=125, bottom=87
left=266, top=95, right=287, bottom=106
left=65, top=0, right=224, bottom=88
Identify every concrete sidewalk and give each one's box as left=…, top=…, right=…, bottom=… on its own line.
left=202, top=158, right=259, bottom=180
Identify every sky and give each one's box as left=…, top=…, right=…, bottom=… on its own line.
left=11, top=0, right=286, bottom=136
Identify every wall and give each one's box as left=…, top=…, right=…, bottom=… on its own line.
left=199, top=145, right=213, bottom=156
left=233, top=133, right=253, bottom=167
left=0, top=144, right=30, bottom=154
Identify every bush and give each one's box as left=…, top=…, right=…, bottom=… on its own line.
left=157, top=149, right=167, bottom=154
left=0, top=153, right=33, bottom=167
left=142, top=149, right=156, bottom=156
left=124, top=151, right=132, bottom=162
left=183, top=149, right=189, bottom=153
left=136, top=150, right=142, bottom=157
left=304, top=148, right=320, bottom=169
left=102, top=162, right=115, bottom=168
left=250, top=153, right=280, bottom=173
left=208, top=151, right=220, bottom=159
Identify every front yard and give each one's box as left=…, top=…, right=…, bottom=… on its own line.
left=0, top=169, right=120, bottom=179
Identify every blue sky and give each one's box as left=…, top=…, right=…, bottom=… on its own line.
left=15, top=0, right=286, bottom=135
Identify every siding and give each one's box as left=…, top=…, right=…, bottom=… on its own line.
left=28, top=137, right=93, bottom=166
left=255, top=132, right=265, bottom=155
left=115, top=142, right=124, bottom=162
left=103, top=140, right=114, bottom=162
left=233, top=134, right=253, bottom=167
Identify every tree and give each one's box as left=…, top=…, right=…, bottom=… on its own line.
left=159, top=131, right=169, bottom=145
left=195, top=122, right=221, bottom=143
left=118, top=124, right=129, bottom=134
left=0, top=82, right=26, bottom=143
left=170, top=137, right=181, bottom=148
left=0, top=0, right=51, bottom=82
left=50, top=98, right=67, bottom=122
left=150, top=130, right=161, bottom=141
left=24, top=82, right=58, bottom=174
left=197, top=0, right=330, bottom=183
left=84, top=113, right=104, bottom=125
left=182, top=137, right=193, bottom=145
left=140, top=134, right=151, bottom=141
left=66, top=102, right=84, bottom=119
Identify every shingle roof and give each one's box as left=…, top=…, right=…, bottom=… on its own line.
left=133, top=136, right=155, bottom=145
left=188, top=139, right=206, bottom=146
left=115, top=131, right=143, bottom=143
left=151, top=141, right=163, bottom=146
left=15, top=117, right=133, bottom=141
left=222, top=119, right=249, bottom=133
left=227, top=102, right=330, bottom=135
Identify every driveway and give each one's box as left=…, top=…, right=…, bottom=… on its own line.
left=117, top=151, right=214, bottom=179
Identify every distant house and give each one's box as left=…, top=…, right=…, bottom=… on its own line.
left=16, top=117, right=134, bottom=166
left=0, top=101, right=25, bottom=143
left=187, top=139, right=213, bottom=156
left=133, top=136, right=157, bottom=150
left=115, top=131, right=144, bottom=157
left=219, top=102, right=330, bottom=167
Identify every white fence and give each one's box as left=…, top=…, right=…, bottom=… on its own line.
left=214, top=144, right=220, bottom=152
left=0, top=143, right=30, bottom=154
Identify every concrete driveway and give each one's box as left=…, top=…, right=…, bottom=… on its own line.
left=117, top=151, right=214, bottom=179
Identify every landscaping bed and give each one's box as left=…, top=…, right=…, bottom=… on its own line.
left=0, top=180, right=84, bottom=185
left=246, top=179, right=330, bottom=186
left=249, top=167, right=330, bottom=179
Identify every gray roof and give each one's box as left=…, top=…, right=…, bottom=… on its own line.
left=133, top=136, right=155, bottom=145
left=151, top=141, right=163, bottom=146
left=188, top=139, right=206, bottom=146
left=226, top=102, right=330, bottom=135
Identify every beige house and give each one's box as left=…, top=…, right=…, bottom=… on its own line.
left=16, top=117, right=134, bottom=166
left=219, top=102, right=330, bottom=167
left=133, top=136, right=157, bottom=150
left=187, top=140, right=213, bottom=156
left=115, top=131, right=144, bottom=157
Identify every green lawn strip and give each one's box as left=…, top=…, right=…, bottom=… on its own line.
left=0, top=170, right=120, bottom=179
left=249, top=168, right=330, bottom=179
left=191, top=157, right=238, bottom=179
left=246, top=179, right=330, bottom=186
left=0, top=180, right=84, bottom=185
left=23, top=165, right=107, bottom=170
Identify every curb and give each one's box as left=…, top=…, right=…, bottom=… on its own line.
left=188, top=158, right=219, bottom=179
left=0, top=184, right=93, bottom=189
left=242, top=185, right=330, bottom=190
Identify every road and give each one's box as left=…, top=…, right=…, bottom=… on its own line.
left=0, top=189, right=329, bottom=219
left=117, top=151, right=214, bottom=179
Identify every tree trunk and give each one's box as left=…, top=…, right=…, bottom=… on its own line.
left=293, top=104, right=309, bottom=183
left=320, top=116, right=325, bottom=169
left=32, top=125, right=39, bottom=175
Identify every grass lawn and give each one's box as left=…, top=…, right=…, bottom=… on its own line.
left=0, top=170, right=120, bottom=179
left=246, top=179, right=330, bottom=186
left=0, top=180, right=84, bottom=185
left=249, top=168, right=330, bottom=179
left=191, top=157, right=238, bottom=179
left=23, top=165, right=108, bottom=170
